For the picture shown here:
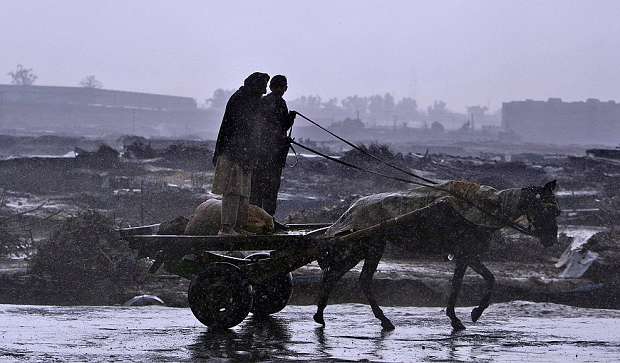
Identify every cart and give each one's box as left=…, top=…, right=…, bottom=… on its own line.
left=120, top=223, right=332, bottom=329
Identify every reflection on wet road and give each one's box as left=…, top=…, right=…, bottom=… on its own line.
left=2, top=302, right=620, bottom=361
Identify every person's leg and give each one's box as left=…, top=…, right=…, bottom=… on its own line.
left=220, top=193, right=240, bottom=235
left=219, top=160, right=242, bottom=235
left=234, top=166, right=252, bottom=233
left=262, top=173, right=278, bottom=216
left=263, top=165, right=284, bottom=216
left=249, top=166, right=264, bottom=208
left=235, top=196, right=249, bottom=232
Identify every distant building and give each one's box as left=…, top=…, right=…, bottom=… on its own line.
left=502, top=98, right=620, bottom=145
left=0, top=84, right=210, bottom=137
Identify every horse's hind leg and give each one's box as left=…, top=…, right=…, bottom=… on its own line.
left=314, top=256, right=361, bottom=326
left=360, top=241, right=394, bottom=330
left=468, top=257, right=495, bottom=323
left=446, top=260, right=467, bottom=331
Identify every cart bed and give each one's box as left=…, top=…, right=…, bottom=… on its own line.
left=120, top=223, right=331, bottom=258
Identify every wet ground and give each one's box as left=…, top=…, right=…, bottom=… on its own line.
left=2, top=302, right=619, bottom=362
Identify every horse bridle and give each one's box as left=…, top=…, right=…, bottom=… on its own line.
left=454, top=186, right=558, bottom=238
left=517, top=187, right=561, bottom=236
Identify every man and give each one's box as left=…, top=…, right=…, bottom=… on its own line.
left=250, top=75, right=296, bottom=216
left=212, top=72, right=269, bottom=235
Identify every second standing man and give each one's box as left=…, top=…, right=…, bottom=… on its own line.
left=250, top=75, right=296, bottom=216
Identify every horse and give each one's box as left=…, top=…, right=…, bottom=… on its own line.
left=313, top=180, right=560, bottom=332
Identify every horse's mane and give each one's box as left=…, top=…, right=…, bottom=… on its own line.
left=423, top=181, right=523, bottom=228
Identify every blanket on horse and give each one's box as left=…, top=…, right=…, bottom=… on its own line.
left=325, top=180, right=517, bottom=238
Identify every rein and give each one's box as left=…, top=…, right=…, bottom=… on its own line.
left=291, top=114, right=538, bottom=237
left=296, top=112, right=438, bottom=185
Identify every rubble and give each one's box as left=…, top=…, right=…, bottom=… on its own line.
left=28, top=211, right=148, bottom=304
left=74, top=144, right=120, bottom=169
left=1, top=138, right=619, bottom=307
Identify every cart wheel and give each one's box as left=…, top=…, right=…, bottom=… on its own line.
left=245, top=252, right=293, bottom=317
left=188, top=262, right=252, bottom=329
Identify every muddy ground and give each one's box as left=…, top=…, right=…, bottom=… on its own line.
left=0, top=135, right=619, bottom=309
left=2, top=302, right=620, bottom=361
left=1, top=135, right=620, bottom=362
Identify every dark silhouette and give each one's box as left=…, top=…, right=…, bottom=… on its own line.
left=250, top=75, right=296, bottom=215
left=212, top=72, right=269, bottom=235
left=313, top=181, right=560, bottom=332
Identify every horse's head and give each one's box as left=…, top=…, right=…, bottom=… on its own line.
left=519, top=180, right=561, bottom=247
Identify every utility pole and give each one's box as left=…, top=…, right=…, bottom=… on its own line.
left=140, top=180, right=144, bottom=225
left=132, top=109, right=136, bottom=135
left=0, top=92, right=3, bottom=130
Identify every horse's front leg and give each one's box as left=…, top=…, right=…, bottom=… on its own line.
left=446, top=260, right=467, bottom=331
left=468, top=257, right=495, bottom=323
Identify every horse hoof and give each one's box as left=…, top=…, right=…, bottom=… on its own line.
left=313, top=313, right=325, bottom=326
left=471, top=307, right=484, bottom=322
left=451, top=319, right=466, bottom=332
left=381, top=320, right=395, bottom=331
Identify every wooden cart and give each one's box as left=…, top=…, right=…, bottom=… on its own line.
left=120, top=223, right=331, bottom=329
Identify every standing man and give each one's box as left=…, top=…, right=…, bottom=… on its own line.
left=212, top=72, right=270, bottom=235
left=250, top=75, right=296, bottom=216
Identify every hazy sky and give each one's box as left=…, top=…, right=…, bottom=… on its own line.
left=1, top=1, right=619, bottom=111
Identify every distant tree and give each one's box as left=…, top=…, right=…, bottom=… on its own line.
left=427, top=100, right=448, bottom=118
left=205, top=89, right=235, bottom=110
left=430, top=121, right=445, bottom=133
left=367, top=93, right=396, bottom=124
left=322, top=97, right=341, bottom=119
left=368, top=95, right=385, bottom=123
left=427, top=100, right=451, bottom=126
left=289, top=95, right=323, bottom=118
left=341, top=95, right=368, bottom=119
left=7, top=64, right=37, bottom=85
left=383, top=92, right=395, bottom=118
left=80, top=75, right=103, bottom=89
left=395, top=97, right=419, bottom=121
